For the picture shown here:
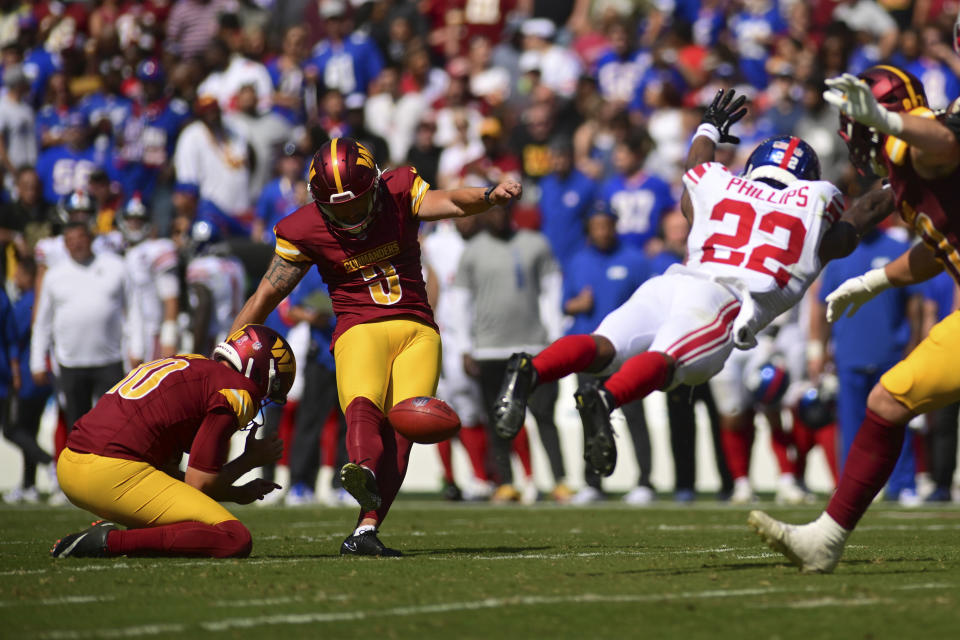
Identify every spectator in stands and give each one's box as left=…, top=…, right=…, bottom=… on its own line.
left=343, top=92, right=390, bottom=166
left=405, top=117, right=441, bottom=188
left=35, top=113, right=106, bottom=206
left=253, top=141, right=308, bottom=244
left=117, top=60, right=190, bottom=195
left=537, top=138, right=593, bottom=268
left=227, top=84, right=293, bottom=197
left=563, top=206, right=654, bottom=504
left=198, top=16, right=274, bottom=116
left=267, top=25, right=309, bottom=125
left=166, top=0, right=235, bottom=61
left=364, top=67, right=425, bottom=166
left=0, top=65, right=36, bottom=188
left=519, top=18, right=581, bottom=99
left=173, top=94, right=253, bottom=237
left=30, top=218, right=129, bottom=432
left=597, top=129, right=674, bottom=253
left=460, top=117, right=521, bottom=186
left=304, top=0, right=384, bottom=97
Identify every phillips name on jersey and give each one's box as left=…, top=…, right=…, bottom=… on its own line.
left=682, top=161, right=844, bottom=346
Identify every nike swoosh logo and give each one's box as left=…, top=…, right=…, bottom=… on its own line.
left=344, top=541, right=358, bottom=552
left=60, top=532, right=88, bottom=557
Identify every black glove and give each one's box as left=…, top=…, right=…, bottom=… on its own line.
left=701, top=89, right=748, bottom=144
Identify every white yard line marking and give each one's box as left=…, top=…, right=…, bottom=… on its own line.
left=43, top=623, right=186, bottom=639
left=751, top=597, right=886, bottom=609
left=0, top=595, right=115, bottom=607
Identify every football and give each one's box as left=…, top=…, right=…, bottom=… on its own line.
left=388, top=396, right=461, bottom=444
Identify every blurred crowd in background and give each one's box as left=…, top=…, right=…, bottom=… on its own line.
left=1, top=0, right=960, bottom=508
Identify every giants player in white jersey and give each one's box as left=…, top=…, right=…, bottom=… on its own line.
left=494, top=89, right=866, bottom=477
left=117, top=195, right=180, bottom=365
left=184, top=221, right=247, bottom=354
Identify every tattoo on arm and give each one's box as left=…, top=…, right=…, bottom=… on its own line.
left=264, top=255, right=309, bottom=297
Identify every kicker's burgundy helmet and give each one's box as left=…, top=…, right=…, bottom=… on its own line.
left=308, top=137, right=381, bottom=234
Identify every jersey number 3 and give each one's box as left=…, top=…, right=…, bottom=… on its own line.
left=361, top=260, right=402, bottom=305
left=701, top=198, right=806, bottom=288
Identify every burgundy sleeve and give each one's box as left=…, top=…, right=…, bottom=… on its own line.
left=187, top=409, right=238, bottom=473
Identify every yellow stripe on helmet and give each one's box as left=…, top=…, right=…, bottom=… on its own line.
left=875, top=65, right=925, bottom=110
left=330, top=138, right=344, bottom=194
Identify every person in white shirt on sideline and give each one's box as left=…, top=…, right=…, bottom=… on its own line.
left=30, top=218, right=131, bottom=433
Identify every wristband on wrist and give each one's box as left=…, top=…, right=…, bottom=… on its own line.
left=879, top=110, right=904, bottom=136
left=160, top=319, right=178, bottom=348
left=862, top=267, right=892, bottom=292
left=694, top=123, right=721, bottom=144
left=484, top=185, right=496, bottom=204
left=805, top=340, right=825, bottom=362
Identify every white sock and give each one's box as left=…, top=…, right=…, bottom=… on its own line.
left=353, top=524, right=376, bottom=537
left=779, top=473, right=797, bottom=487
left=812, top=512, right=850, bottom=546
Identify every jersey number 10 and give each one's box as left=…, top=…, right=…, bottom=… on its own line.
left=701, top=198, right=806, bottom=288
left=107, top=358, right=191, bottom=400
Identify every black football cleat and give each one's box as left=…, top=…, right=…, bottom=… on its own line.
left=575, top=380, right=618, bottom=477
left=50, top=520, right=118, bottom=558
left=493, top=352, right=537, bottom=439
left=442, top=481, right=463, bottom=501
left=340, top=463, right=382, bottom=512
left=340, top=530, right=403, bottom=557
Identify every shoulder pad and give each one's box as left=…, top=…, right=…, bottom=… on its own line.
left=218, top=388, right=257, bottom=427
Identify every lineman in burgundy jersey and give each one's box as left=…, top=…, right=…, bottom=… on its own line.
left=51, top=325, right=295, bottom=559
left=230, top=137, right=521, bottom=556
left=748, top=66, right=960, bottom=573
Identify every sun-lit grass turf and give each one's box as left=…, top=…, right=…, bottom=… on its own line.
left=2, top=498, right=960, bottom=639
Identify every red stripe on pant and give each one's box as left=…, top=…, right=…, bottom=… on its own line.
left=667, top=301, right=741, bottom=364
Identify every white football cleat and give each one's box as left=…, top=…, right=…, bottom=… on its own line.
left=730, top=479, right=755, bottom=505
left=623, top=485, right=656, bottom=505
left=775, top=478, right=812, bottom=506
left=570, top=486, right=605, bottom=505
left=747, top=510, right=845, bottom=573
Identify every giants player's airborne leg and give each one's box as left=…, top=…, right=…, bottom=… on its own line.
left=495, top=88, right=880, bottom=478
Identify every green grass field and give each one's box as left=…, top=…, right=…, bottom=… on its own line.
left=2, top=498, right=959, bottom=639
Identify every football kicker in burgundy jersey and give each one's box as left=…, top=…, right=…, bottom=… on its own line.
left=67, top=356, right=263, bottom=472
left=273, top=166, right=436, bottom=346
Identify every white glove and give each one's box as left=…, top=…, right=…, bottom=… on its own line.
left=823, top=73, right=904, bottom=136
left=824, top=267, right=892, bottom=322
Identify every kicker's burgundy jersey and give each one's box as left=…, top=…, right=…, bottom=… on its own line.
left=67, top=356, right=263, bottom=471
left=885, top=113, right=960, bottom=284
left=273, top=166, right=436, bottom=346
